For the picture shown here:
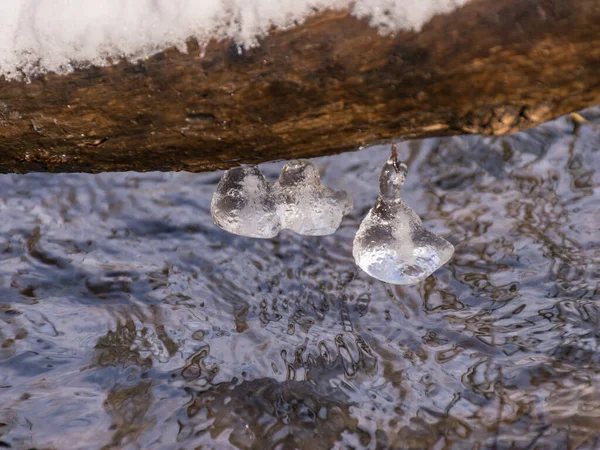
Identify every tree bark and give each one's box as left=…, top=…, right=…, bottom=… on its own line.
left=1, top=0, right=600, bottom=173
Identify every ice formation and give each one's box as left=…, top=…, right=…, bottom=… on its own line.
left=0, top=0, right=469, bottom=79
left=210, top=165, right=281, bottom=238
left=273, top=160, right=353, bottom=236
left=211, top=161, right=352, bottom=238
left=353, top=148, right=454, bottom=285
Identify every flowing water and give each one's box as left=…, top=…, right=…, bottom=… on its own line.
left=0, top=108, right=599, bottom=450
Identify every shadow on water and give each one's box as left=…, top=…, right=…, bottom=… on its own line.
left=0, top=108, right=599, bottom=449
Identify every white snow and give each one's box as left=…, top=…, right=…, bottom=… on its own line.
left=0, top=0, right=469, bottom=79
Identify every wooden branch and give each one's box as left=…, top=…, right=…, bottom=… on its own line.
left=1, top=0, right=600, bottom=173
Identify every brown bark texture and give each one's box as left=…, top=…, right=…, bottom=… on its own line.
left=1, top=0, right=600, bottom=173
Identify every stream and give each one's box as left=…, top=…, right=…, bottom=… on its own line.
left=0, top=108, right=599, bottom=449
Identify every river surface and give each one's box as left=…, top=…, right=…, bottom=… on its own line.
left=0, top=109, right=599, bottom=450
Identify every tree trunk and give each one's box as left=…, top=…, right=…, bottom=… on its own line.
left=1, top=0, right=600, bottom=173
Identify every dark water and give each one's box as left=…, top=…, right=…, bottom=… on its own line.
left=0, top=109, right=599, bottom=450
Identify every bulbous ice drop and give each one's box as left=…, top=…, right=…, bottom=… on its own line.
left=211, top=166, right=281, bottom=238
left=273, top=160, right=353, bottom=236
left=353, top=153, right=454, bottom=285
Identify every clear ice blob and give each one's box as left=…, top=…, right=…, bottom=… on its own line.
left=353, top=146, right=454, bottom=285
left=273, top=160, right=353, bottom=236
left=211, top=165, right=281, bottom=238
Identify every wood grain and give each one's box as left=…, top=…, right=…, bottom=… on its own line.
left=1, top=0, right=599, bottom=173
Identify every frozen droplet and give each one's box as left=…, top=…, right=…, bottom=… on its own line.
left=273, top=160, right=353, bottom=236
left=353, top=150, right=454, bottom=284
left=212, top=160, right=352, bottom=238
left=211, top=166, right=281, bottom=238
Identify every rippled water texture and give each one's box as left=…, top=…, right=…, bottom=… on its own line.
left=1, top=109, right=599, bottom=449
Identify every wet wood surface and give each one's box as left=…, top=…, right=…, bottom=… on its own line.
left=1, top=0, right=600, bottom=173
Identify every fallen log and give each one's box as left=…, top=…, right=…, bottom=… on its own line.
left=1, top=0, right=600, bottom=173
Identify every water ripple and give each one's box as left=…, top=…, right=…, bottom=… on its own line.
left=0, top=108, right=599, bottom=449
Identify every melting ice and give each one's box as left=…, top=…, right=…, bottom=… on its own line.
left=210, top=166, right=281, bottom=239
left=273, top=160, right=353, bottom=236
left=211, top=161, right=352, bottom=238
left=353, top=150, right=454, bottom=285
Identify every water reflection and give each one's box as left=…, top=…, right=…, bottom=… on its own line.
left=0, top=108, right=599, bottom=449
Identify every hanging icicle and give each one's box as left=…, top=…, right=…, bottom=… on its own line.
left=353, top=143, right=454, bottom=285
left=211, top=161, right=352, bottom=238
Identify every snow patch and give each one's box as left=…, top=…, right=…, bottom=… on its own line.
left=0, top=0, right=468, bottom=80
